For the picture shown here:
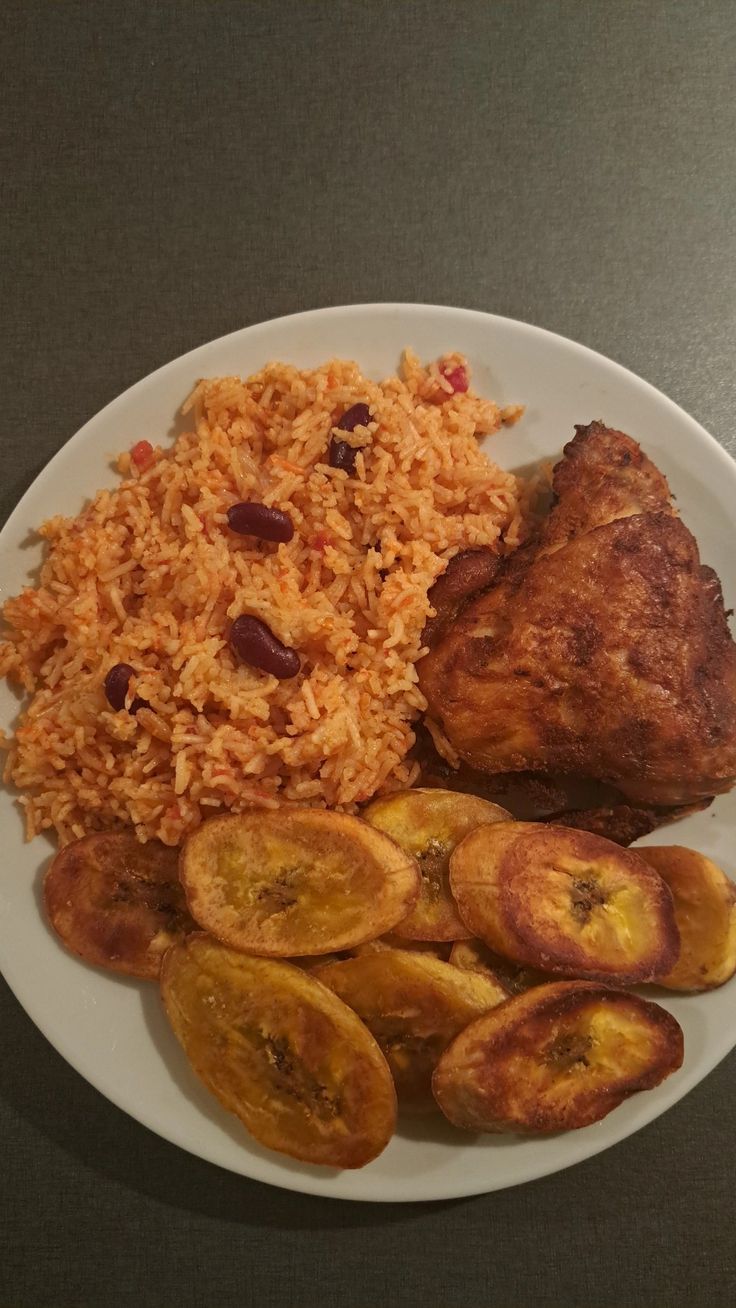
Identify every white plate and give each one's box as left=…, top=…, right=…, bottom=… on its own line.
left=1, top=303, right=735, bottom=1203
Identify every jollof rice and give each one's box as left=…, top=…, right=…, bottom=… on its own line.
left=0, top=351, right=525, bottom=845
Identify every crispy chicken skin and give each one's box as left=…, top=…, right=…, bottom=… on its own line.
left=549, top=800, right=711, bottom=846
left=423, top=549, right=500, bottom=647
left=539, top=421, right=674, bottom=553
left=419, top=424, right=736, bottom=807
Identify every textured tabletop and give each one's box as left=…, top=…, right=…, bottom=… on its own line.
left=3, top=3, right=736, bottom=1305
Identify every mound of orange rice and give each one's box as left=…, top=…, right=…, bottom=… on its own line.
left=0, top=351, right=526, bottom=845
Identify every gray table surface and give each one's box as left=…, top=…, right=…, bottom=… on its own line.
left=3, top=2, right=736, bottom=1305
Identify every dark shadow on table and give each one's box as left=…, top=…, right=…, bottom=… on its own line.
left=0, top=975, right=464, bottom=1230
left=0, top=867, right=720, bottom=1235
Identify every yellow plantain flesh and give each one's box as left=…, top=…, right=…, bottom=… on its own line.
left=161, top=935, right=397, bottom=1167
left=180, top=808, right=420, bottom=956
left=432, top=980, right=683, bottom=1133
left=314, top=949, right=506, bottom=1110
left=449, top=822, right=679, bottom=984
left=364, top=788, right=511, bottom=941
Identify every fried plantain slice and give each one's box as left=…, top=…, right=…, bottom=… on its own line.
left=449, top=938, right=548, bottom=994
left=313, top=951, right=506, bottom=1110
left=161, top=935, right=397, bottom=1167
left=637, top=846, right=736, bottom=990
left=363, top=788, right=511, bottom=941
left=352, top=935, right=452, bottom=960
left=432, top=981, right=683, bottom=1133
left=449, top=821, right=679, bottom=985
left=44, top=831, right=195, bottom=979
left=180, top=809, right=420, bottom=956
left=288, top=953, right=349, bottom=970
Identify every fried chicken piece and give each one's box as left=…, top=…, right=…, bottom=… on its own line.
left=419, top=424, right=736, bottom=808
left=414, top=724, right=711, bottom=845
left=548, top=799, right=712, bottom=847
left=539, top=421, right=674, bottom=553
left=423, top=548, right=499, bottom=648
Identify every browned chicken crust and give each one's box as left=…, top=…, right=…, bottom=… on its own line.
left=419, top=424, right=736, bottom=807
left=540, top=420, right=674, bottom=553
left=423, top=548, right=500, bottom=648
left=549, top=800, right=712, bottom=846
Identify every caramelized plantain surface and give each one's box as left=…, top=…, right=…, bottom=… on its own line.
left=44, top=831, right=195, bottom=979
left=638, top=846, right=736, bottom=991
left=180, top=809, right=420, bottom=956
left=314, top=950, right=506, bottom=1110
left=449, top=937, right=548, bottom=994
left=450, top=822, right=679, bottom=984
left=351, top=935, right=452, bottom=960
left=161, top=935, right=397, bottom=1167
left=432, top=981, right=683, bottom=1133
left=363, top=788, right=510, bottom=941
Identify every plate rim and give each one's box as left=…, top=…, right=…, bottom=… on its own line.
left=3, top=303, right=735, bottom=550
left=1, top=301, right=735, bottom=1203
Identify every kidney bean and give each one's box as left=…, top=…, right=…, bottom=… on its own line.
left=104, top=663, right=135, bottom=711
left=229, top=616, right=301, bottom=680
left=227, top=501, right=294, bottom=542
left=328, top=439, right=358, bottom=474
left=336, top=403, right=371, bottom=432
left=104, top=664, right=149, bottom=714
left=328, top=403, right=373, bottom=475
